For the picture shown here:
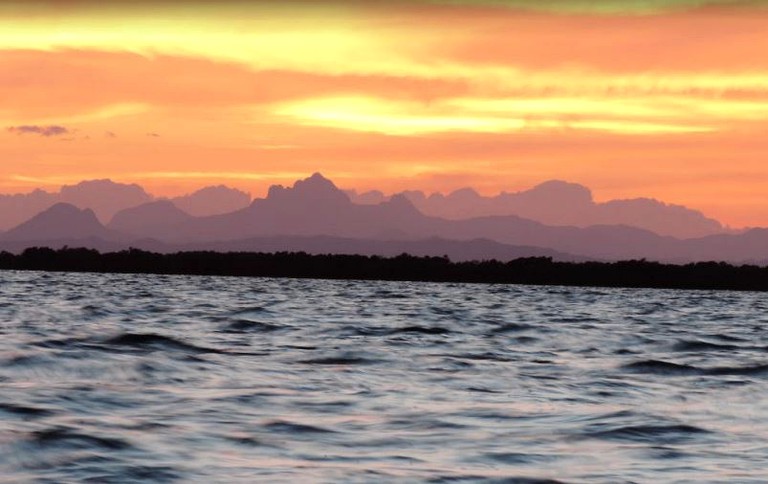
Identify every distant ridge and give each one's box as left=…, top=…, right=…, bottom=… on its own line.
left=2, top=203, right=118, bottom=242
left=58, top=180, right=152, bottom=222
left=0, top=175, right=727, bottom=238
left=108, top=200, right=193, bottom=240
left=0, top=180, right=250, bottom=230
left=348, top=179, right=725, bottom=239
left=171, top=185, right=251, bottom=217
left=2, top=173, right=768, bottom=263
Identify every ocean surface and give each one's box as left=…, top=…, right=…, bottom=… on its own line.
left=1, top=271, right=767, bottom=483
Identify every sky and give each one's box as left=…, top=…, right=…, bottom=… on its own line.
left=2, top=1, right=768, bottom=227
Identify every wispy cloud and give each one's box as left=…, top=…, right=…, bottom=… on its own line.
left=7, top=125, right=70, bottom=137
left=428, top=0, right=767, bottom=15
left=273, top=96, right=716, bottom=136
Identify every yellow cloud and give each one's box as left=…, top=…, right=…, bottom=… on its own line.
left=272, top=95, right=715, bottom=135
left=273, top=96, right=526, bottom=135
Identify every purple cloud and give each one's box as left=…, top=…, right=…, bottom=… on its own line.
left=7, top=125, right=70, bottom=137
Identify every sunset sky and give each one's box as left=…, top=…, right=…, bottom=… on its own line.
left=2, top=0, right=768, bottom=227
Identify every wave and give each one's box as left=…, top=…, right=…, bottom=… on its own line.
left=482, top=452, right=555, bottom=465
left=29, top=427, right=134, bottom=451
left=388, top=325, right=452, bottom=335
left=582, top=423, right=712, bottom=444
left=263, top=420, right=336, bottom=434
left=490, top=323, right=535, bottom=334
left=220, top=319, right=285, bottom=333
left=0, top=402, right=54, bottom=418
left=297, top=355, right=382, bottom=366
left=623, top=359, right=768, bottom=377
left=672, top=340, right=742, bottom=352
left=102, top=333, right=222, bottom=354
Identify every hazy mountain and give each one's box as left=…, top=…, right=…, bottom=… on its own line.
left=163, top=173, right=429, bottom=243
left=170, top=185, right=251, bottom=217
left=0, top=181, right=248, bottom=230
left=0, top=176, right=726, bottom=240
left=3, top=174, right=768, bottom=264
left=59, top=180, right=152, bottom=222
left=1, top=203, right=119, bottom=242
left=0, top=180, right=151, bottom=229
left=0, top=189, right=57, bottom=231
left=166, top=173, right=762, bottom=262
left=108, top=200, right=193, bottom=240
left=101, top=174, right=643, bottom=260
left=349, top=180, right=725, bottom=239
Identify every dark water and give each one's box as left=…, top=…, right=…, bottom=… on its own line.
left=1, top=271, right=767, bottom=483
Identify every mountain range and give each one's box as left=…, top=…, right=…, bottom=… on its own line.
left=0, top=173, right=766, bottom=264
left=346, top=181, right=725, bottom=239
left=0, top=180, right=252, bottom=229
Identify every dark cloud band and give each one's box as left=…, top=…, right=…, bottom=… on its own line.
left=7, top=125, right=70, bottom=137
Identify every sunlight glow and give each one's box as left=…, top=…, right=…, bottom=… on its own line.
left=2, top=1, right=768, bottom=225
left=273, top=96, right=715, bottom=135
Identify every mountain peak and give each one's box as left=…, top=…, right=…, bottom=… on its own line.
left=294, top=172, right=336, bottom=190
left=108, top=200, right=192, bottom=238
left=2, top=203, right=110, bottom=242
left=60, top=179, right=150, bottom=197
left=385, top=194, right=420, bottom=213
left=46, top=202, right=93, bottom=217
left=446, top=187, right=481, bottom=201
left=524, top=180, right=593, bottom=205
left=266, top=173, right=349, bottom=206
left=172, top=185, right=251, bottom=217
left=58, top=178, right=152, bottom=223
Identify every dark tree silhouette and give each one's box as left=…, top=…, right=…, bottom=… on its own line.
left=1, top=247, right=767, bottom=291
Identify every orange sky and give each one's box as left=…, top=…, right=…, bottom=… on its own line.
left=2, top=1, right=768, bottom=227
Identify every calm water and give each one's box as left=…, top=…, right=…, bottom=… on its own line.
left=1, top=271, right=767, bottom=483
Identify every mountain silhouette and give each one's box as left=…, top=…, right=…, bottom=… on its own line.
left=0, top=175, right=726, bottom=239
left=108, top=200, right=193, bottom=239
left=151, top=173, right=428, bottom=243
left=100, top=173, right=680, bottom=260
left=59, top=179, right=152, bottom=222
left=160, top=174, right=768, bottom=262
left=349, top=180, right=724, bottom=239
left=0, top=189, right=58, bottom=231
left=2, top=203, right=118, bottom=242
left=170, top=185, right=251, bottom=217
left=0, top=181, right=248, bottom=230
left=3, top=173, right=768, bottom=263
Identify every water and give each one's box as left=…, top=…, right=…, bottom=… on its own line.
left=1, top=271, right=767, bottom=483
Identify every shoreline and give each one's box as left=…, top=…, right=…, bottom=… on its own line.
left=2, top=247, right=768, bottom=292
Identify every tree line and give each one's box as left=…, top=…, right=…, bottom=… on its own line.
left=1, top=247, right=767, bottom=291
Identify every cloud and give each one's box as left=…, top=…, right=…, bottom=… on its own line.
left=427, top=0, right=767, bottom=15
left=272, top=95, right=716, bottom=136
left=7, top=125, right=70, bottom=137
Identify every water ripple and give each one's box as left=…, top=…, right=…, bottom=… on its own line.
left=0, top=270, right=766, bottom=482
